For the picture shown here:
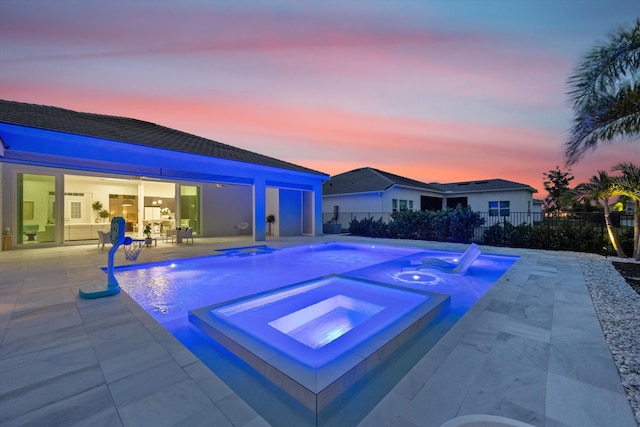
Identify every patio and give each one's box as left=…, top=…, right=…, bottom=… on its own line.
left=0, top=236, right=636, bottom=426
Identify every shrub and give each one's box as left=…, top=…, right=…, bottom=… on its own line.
left=350, top=205, right=482, bottom=243
left=482, top=220, right=607, bottom=253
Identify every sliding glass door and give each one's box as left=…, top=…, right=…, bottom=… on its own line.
left=17, top=173, right=56, bottom=245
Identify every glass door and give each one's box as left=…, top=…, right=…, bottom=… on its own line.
left=180, top=185, right=200, bottom=234
left=17, top=173, right=56, bottom=245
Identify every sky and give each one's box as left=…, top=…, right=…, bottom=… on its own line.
left=1, top=1, right=638, bottom=196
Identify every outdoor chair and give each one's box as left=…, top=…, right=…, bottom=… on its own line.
left=177, top=228, right=194, bottom=244
left=404, top=243, right=481, bottom=274
left=164, top=229, right=177, bottom=244
left=97, top=230, right=111, bottom=251
left=236, top=222, right=249, bottom=235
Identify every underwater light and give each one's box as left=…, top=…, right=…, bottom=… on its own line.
left=389, top=270, right=446, bottom=286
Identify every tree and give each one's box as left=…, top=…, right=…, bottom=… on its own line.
left=612, top=162, right=640, bottom=259
left=565, top=19, right=640, bottom=165
left=574, top=171, right=627, bottom=257
left=542, top=166, right=574, bottom=215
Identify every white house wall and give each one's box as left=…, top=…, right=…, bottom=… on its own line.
left=266, top=187, right=279, bottom=237
left=201, top=183, right=253, bottom=237
left=464, top=190, right=534, bottom=213
left=323, top=187, right=443, bottom=223
left=279, top=189, right=302, bottom=236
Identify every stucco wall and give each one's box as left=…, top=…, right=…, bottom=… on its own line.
left=201, top=183, right=253, bottom=236
left=464, top=190, right=534, bottom=213
left=279, top=189, right=302, bottom=236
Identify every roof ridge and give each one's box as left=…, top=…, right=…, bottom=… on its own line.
left=368, top=167, right=395, bottom=188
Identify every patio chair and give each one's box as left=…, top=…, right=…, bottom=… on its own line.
left=405, top=243, right=481, bottom=274
left=164, top=229, right=177, bottom=244
left=236, top=222, right=249, bottom=235
left=97, top=230, right=111, bottom=251
left=177, top=228, right=194, bottom=244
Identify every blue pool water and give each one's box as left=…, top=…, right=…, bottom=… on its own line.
left=115, top=242, right=518, bottom=424
left=116, top=242, right=516, bottom=326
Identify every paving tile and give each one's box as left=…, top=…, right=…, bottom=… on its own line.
left=216, top=392, right=261, bottom=427
left=358, top=390, right=410, bottom=427
left=460, top=332, right=549, bottom=421
left=196, top=373, right=235, bottom=403
left=393, top=370, right=427, bottom=400
left=402, top=373, right=469, bottom=427
left=108, top=360, right=189, bottom=407
left=0, top=364, right=105, bottom=422
left=173, top=405, right=233, bottom=427
left=118, top=379, right=213, bottom=427
left=99, top=341, right=174, bottom=383
left=241, top=416, right=272, bottom=427
left=0, top=345, right=99, bottom=394
left=433, top=341, right=491, bottom=386
left=0, top=323, right=89, bottom=359
left=546, top=372, right=636, bottom=427
left=0, top=384, right=121, bottom=427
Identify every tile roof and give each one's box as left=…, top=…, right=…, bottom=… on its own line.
left=0, top=99, right=325, bottom=176
left=433, top=178, right=537, bottom=193
left=323, top=167, right=537, bottom=196
left=323, top=167, right=441, bottom=195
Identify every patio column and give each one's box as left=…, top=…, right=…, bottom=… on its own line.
left=313, top=182, right=323, bottom=236
left=253, top=177, right=267, bottom=241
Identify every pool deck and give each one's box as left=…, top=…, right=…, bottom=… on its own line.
left=0, top=235, right=636, bottom=427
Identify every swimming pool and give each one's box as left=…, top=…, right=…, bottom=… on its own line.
left=115, top=242, right=518, bottom=422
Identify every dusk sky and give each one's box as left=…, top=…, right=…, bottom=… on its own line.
left=1, top=1, right=638, bottom=195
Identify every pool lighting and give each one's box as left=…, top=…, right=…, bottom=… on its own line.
left=390, top=270, right=446, bottom=286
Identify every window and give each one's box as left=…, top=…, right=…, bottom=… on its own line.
left=70, top=202, right=82, bottom=219
left=399, top=200, right=407, bottom=211
left=408, top=200, right=413, bottom=210
left=392, top=199, right=397, bottom=213
left=489, top=201, right=510, bottom=217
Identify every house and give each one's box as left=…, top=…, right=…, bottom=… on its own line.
left=0, top=100, right=328, bottom=248
left=322, top=167, right=540, bottom=229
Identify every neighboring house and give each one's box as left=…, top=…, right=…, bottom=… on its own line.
left=322, top=167, right=540, bottom=228
left=0, top=100, right=328, bottom=248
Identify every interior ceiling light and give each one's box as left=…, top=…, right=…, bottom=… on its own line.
left=122, top=199, right=134, bottom=207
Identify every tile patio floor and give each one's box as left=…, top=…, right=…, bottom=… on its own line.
left=0, top=235, right=636, bottom=426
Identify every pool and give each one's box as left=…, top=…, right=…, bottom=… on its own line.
left=115, top=242, right=518, bottom=423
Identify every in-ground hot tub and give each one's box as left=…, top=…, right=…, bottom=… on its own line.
left=189, top=274, right=450, bottom=414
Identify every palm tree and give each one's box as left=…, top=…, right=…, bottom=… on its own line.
left=574, top=171, right=627, bottom=257
left=565, top=19, right=640, bottom=165
left=612, top=162, right=640, bottom=259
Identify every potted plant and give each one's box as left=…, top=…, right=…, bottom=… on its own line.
left=266, top=214, right=276, bottom=236
left=99, top=209, right=110, bottom=222
left=91, top=201, right=103, bottom=223
left=143, top=224, right=153, bottom=246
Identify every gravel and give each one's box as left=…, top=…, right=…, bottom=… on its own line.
left=579, top=254, right=640, bottom=425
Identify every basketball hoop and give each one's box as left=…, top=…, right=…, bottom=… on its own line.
left=122, top=237, right=145, bottom=261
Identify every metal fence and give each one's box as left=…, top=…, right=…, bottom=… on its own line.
left=325, top=210, right=634, bottom=249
